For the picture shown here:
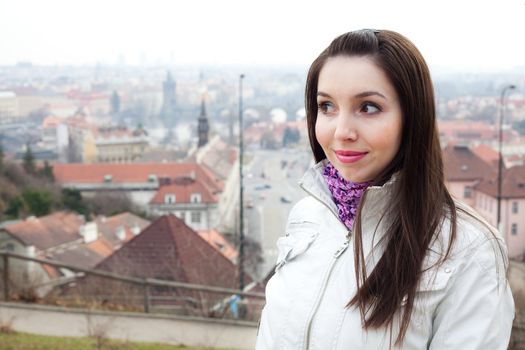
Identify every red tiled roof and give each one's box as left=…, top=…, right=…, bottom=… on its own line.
left=49, top=244, right=105, bottom=269
left=52, top=162, right=222, bottom=194
left=443, top=145, right=495, bottom=182
left=476, top=165, right=525, bottom=199
left=47, top=235, right=118, bottom=270
left=93, top=215, right=241, bottom=289
left=150, top=177, right=218, bottom=204
left=1, top=211, right=84, bottom=249
left=42, top=115, right=65, bottom=129
left=65, top=116, right=98, bottom=131
left=471, top=144, right=499, bottom=167
left=86, top=236, right=115, bottom=257
left=197, top=229, right=238, bottom=262
left=438, top=120, right=495, bottom=133
left=95, top=212, right=150, bottom=246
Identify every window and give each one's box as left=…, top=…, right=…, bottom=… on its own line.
left=191, top=193, right=201, bottom=203
left=159, top=177, right=172, bottom=186
left=511, top=223, right=518, bottom=236
left=191, top=211, right=201, bottom=223
left=5, top=243, right=15, bottom=252
left=464, top=186, right=472, bottom=199
left=164, top=194, right=176, bottom=204
left=512, top=201, right=519, bottom=214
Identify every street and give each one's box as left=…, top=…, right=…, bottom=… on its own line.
left=243, top=147, right=312, bottom=280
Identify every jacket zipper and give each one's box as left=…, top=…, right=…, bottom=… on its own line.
left=298, top=182, right=353, bottom=349
left=303, top=234, right=350, bottom=350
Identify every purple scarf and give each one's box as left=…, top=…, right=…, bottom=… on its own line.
left=322, top=162, right=370, bottom=230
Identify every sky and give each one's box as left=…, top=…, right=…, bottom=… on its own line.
left=0, top=0, right=524, bottom=72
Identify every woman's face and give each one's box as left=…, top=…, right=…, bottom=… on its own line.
left=315, top=55, right=403, bottom=183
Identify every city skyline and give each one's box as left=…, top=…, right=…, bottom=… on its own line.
left=0, top=0, right=524, bottom=72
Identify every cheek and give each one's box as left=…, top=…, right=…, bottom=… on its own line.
left=390, top=120, right=403, bottom=154
left=315, top=118, right=330, bottom=147
left=380, top=121, right=402, bottom=160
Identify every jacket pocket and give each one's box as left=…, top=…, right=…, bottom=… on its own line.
left=275, top=221, right=319, bottom=271
left=417, top=264, right=454, bottom=292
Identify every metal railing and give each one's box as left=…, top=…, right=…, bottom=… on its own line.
left=0, top=250, right=265, bottom=318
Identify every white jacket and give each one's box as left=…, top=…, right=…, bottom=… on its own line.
left=256, top=161, right=515, bottom=349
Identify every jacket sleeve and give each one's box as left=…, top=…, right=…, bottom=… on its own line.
left=428, top=238, right=515, bottom=350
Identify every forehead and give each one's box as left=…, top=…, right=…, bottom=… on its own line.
left=317, top=55, right=397, bottom=99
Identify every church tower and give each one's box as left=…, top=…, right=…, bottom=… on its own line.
left=161, top=71, right=177, bottom=125
left=198, top=97, right=210, bottom=147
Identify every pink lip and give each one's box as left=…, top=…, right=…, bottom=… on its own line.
left=334, top=150, right=367, bottom=164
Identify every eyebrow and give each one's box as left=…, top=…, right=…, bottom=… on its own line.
left=317, top=91, right=387, bottom=100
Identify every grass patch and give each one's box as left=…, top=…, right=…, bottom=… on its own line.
left=0, top=332, right=225, bottom=350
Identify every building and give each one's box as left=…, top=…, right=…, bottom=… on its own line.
left=161, top=72, right=177, bottom=126
left=94, top=125, right=149, bottom=163
left=0, top=91, right=18, bottom=122
left=475, top=165, right=525, bottom=259
left=197, top=229, right=238, bottom=263
left=0, top=211, right=150, bottom=296
left=75, top=215, right=243, bottom=316
left=443, top=144, right=525, bottom=260
left=64, top=116, right=151, bottom=163
left=41, top=115, right=69, bottom=162
left=471, top=144, right=499, bottom=168
left=94, top=212, right=151, bottom=250
left=443, top=144, right=495, bottom=207
left=149, top=175, right=218, bottom=231
left=437, top=120, right=520, bottom=148
left=52, top=162, right=223, bottom=229
left=197, top=98, right=209, bottom=148
left=438, top=120, right=495, bottom=146
left=0, top=211, right=85, bottom=294
left=191, top=136, right=238, bottom=235
left=65, top=114, right=98, bottom=163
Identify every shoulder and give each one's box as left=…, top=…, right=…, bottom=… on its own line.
left=287, top=196, right=324, bottom=223
left=437, top=200, right=508, bottom=281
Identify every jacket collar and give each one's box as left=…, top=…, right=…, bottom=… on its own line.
left=298, top=159, right=398, bottom=221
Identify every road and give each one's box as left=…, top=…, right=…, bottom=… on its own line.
left=243, top=147, right=312, bottom=280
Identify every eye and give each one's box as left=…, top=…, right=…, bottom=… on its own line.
left=317, top=101, right=336, bottom=115
left=361, top=102, right=381, bottom=114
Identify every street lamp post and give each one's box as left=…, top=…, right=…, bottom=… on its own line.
left=238, top=74, right=245, bottom=292
left=496, top=84, right=516, bottom=233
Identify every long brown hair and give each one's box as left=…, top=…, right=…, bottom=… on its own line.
left=305, top=29, right=457, bottom=345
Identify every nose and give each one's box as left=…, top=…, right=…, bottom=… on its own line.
left=333, top=113, right=358, bottom=141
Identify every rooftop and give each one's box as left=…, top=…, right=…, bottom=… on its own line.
left=53, top=162, right=222, bottom=194
left=93, top=215, right=241, bottom=290
left=443, top=145, right=495, bottom=182
left=1, top=211, right=84, bottom=250
left=476, top=165, right=525, bottom=199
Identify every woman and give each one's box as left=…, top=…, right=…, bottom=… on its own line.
left=256, top=29, right=514, bottom=349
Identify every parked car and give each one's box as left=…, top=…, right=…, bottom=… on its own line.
left=280, top=196, right=292, bottom=204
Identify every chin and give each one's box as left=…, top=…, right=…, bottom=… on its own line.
left=340, top=172, right=364, bottom=183
left=340, top=170, right=373, bottom=183
left=329, top=161, right=372, bottom=183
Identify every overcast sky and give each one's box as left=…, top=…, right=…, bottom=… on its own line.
left=0, top=0, right=524, bottom=72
